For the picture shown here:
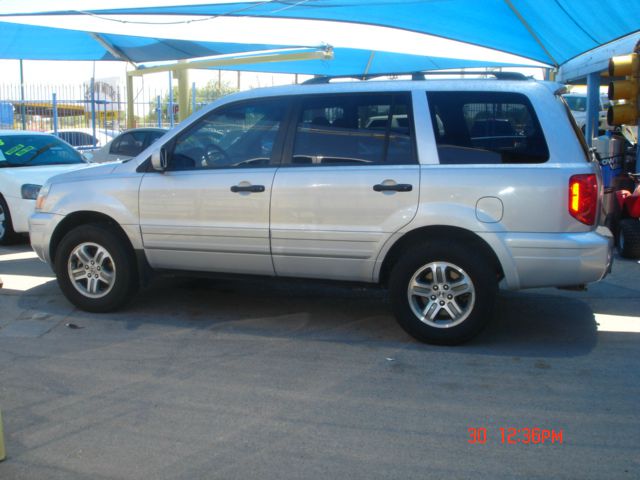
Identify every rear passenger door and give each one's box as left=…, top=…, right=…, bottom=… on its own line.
left=270, top=92, right=420, bottom=282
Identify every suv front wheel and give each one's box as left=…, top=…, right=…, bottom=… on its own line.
left=389, top=241, right=498, bottom=345
left=55, top=224, right=138, bottom=312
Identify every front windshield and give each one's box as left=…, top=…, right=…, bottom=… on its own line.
left=0, top=134, right=86, bottom=167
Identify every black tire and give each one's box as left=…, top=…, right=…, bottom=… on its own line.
left=604, top=213, right=620, bottom=246
left=617, top=219, right=640, bottom=259
left=389, top=240, right=498, bottom=345
left=0, top=195, right=19, bottom=245
left=54, top=223, right=138, bottom=312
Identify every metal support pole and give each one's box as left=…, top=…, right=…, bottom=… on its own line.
left=191, top=82, right=196, bottom=114
left=176, top=62, right=189, bottom=122
left=52, top=93, right=58, bottom=134
left=156, top=95, right=162, bottom=128
left=168, top=71, right=174, bottom=128
left=543, top=68, right=556, bottom=81
left=126, top=74, right=134, bottom=129
left=586, top=72, right=600, bottom=147
left=19, top=60, right=26, bottom=130
left=90, top=78, right=97, bottom=147
left=237, top=71, right=241, bottom=90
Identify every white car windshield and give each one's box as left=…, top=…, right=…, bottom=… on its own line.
left=0, top=134, right=86, bottom=167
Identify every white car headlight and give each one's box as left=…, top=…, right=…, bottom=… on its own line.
left=21, top=183, right=42, bottom=200
left=34, top=183, right=51, bottom=211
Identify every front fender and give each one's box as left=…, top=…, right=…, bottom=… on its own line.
left=44, top=173, right=144, bottom=251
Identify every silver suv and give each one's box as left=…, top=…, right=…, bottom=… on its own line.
left=30, top=77, right=613, bottom=344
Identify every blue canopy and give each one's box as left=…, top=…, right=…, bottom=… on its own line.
left=1, top=1, right=639, bottom=73
left=0, top=20, right=292, bottom=62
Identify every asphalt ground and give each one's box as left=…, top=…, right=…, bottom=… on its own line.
left=0, top=242, right=638, bottom=479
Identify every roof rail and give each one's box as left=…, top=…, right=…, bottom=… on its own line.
left=413, top=71, right=528, bottom=80
left=302, top=71, right=529, bottom=84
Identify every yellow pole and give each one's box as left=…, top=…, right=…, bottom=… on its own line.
left=0, top=408, right=6, bottom=461
left=176, top=61, right=190, bottom=122
left=126, top=73, right=135, bottom=129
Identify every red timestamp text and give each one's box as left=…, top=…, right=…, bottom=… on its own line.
left=468, top=427, right=563, bottom=445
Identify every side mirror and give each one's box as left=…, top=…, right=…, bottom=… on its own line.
left=151, top=148, right=168, bottom=171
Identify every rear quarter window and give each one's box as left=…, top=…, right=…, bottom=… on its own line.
left=426, top=91, right=549, bottom=164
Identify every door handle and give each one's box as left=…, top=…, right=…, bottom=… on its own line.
left=373, top=183, right=413, bottom=192
left=230, top=184, right=265, bottom=193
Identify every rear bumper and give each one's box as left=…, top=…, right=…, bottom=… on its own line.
left=483, top=227, right=614, bottom=290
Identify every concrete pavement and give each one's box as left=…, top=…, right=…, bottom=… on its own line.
left=0, top=243, right=638, bottom=479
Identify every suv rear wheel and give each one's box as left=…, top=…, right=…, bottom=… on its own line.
left=389, top=241, right=498, bottom=345
left=55, top=224, right=138, bottom=312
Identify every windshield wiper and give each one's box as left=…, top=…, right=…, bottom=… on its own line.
left=22, top=143, right=58, bottom=164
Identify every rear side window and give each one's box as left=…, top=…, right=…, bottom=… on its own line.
left=427, top=91, right=549, bottom=164
left=290, top=93, right=415, bottom=166
left=58, top=131, right=96, bottom=147
left=564, top=95, right=587, bottom=112
left=110, top=131, right=147, bottom=156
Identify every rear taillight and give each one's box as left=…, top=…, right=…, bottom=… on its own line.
left=569, top=174, right=598, bottom=225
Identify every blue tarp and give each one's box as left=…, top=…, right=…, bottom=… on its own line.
left=1, top=1, right=639, bottom=72
left=14, top=0, right=640, bottom=67
left=0, top=21, right=291, bottom=62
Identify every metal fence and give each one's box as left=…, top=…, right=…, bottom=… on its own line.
left=0, top=80, right=224, bottom=136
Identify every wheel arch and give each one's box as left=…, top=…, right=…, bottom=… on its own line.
left=378, top=225, right=504, bottom=286
left=49, top=211, right=133, bottom=265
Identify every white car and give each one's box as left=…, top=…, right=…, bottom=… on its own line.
left=562, top=93, right=610, bottom=133
left=0, top=130, right=91, bottom=244
left=48, top=128, right=115, bottom=151
left=87, top=128, right=167, bottom=163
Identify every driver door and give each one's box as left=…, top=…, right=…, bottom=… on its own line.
left=138, top=98, right=288, bottom=275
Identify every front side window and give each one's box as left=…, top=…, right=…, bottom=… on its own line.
left=427, top=91, right=549, bottom=164
left=291, top=93, right=414, bottom=166
left=0, top=134, right=86, bottom=166
left=169, top=99, right=285, bottom=170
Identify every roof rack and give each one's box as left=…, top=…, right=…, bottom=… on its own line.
left=302, top=71, right=529, bottom=84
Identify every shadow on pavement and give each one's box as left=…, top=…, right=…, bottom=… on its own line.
left=0, top=243, right=53, bottom=279
left=468, top=291, right=598, bottom=357
left=11, top=273, right=600, bottom=358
